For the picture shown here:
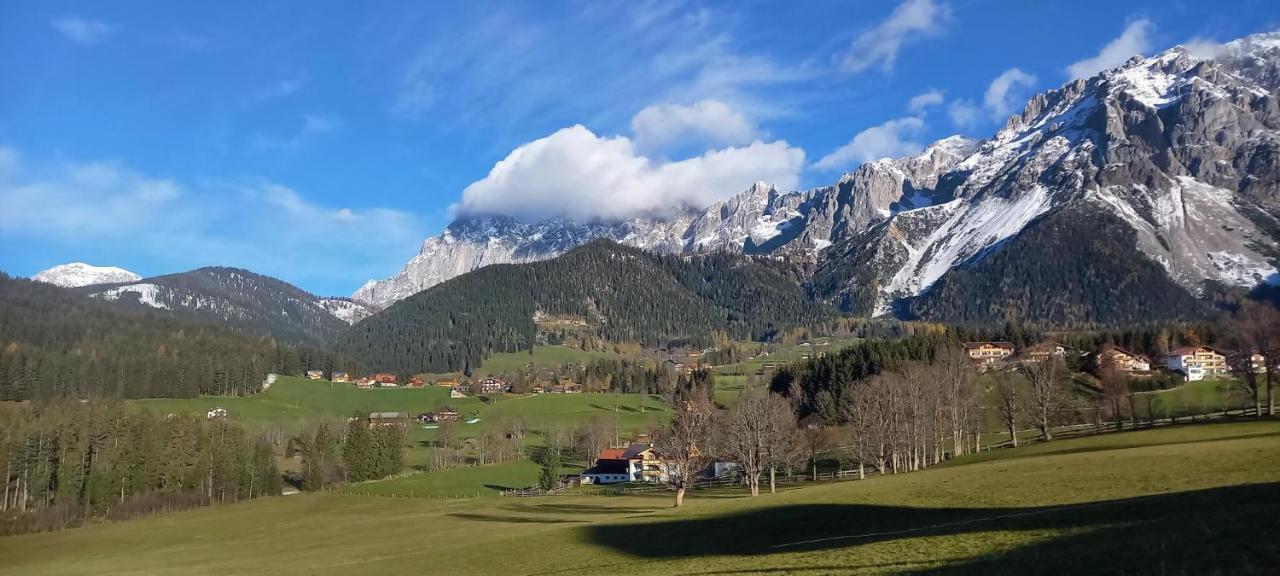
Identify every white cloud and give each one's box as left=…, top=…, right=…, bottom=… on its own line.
left=0, top=148, right=419, bottom=291
left=454, top=125, right=805, bottom=222
left=984, top=68, right=1037, bottom=119
left=907, top=89, right=944, bottom=114
left=630, top=100, right=759, bottom=154
left=947, top=99, right=981, bottom=129
left=1065, top=19, right=1155, bottom=79
left=837, top=0, right=951, bottom=73
left=1182, top=37, right=1223, bottom=60
left=50, top=16, right=115, bottom=45
left=812, top=117, right=926, bottom=171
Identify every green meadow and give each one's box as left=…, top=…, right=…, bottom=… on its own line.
left=2, top=420, right=1276, bottom=575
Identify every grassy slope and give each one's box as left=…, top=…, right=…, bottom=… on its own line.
left=3, top=420, right=1276, bottom=575
left=132, top=376, right=669, bottom=473
left=132, top=377, right=668, bottom=433
left=473, top=345, right=623, bottom=376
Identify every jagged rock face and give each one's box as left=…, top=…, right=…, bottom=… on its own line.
left=354, top=139, right=976, bottom=309
left=817, top=32, right=1280, bottom=315
left=359, top=32, right=1280, bottom=317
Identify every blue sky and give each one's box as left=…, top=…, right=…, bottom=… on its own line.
left=2, top=0, right=1278, bottom=296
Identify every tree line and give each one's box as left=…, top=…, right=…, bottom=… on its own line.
left=0, top=273, right=359, bottom=400
left=289, top=418, right=407, bottom=490
left=0, top=398, right=279, bottom=536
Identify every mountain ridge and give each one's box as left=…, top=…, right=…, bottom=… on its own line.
left=356, top=31, right=1280, bottom=326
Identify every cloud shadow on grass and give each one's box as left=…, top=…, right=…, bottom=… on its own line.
left=584, top=482, right=1280, bottom=575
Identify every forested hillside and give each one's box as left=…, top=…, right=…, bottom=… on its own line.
left=902, top=208, right=1215, bottom=326
left=0, top=274, right=352, bottom=399
left=77, top=267, right=351, bottom=345
left=338, top=240, right=831, bottom=373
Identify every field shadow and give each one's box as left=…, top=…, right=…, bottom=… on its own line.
left=952, top=428, right=1280, bottom=468
left=448, top=513, right=586, bottom=524
left=482, top=483, right=525, bottom=492
left=505, top=503, right=662, bottom=516
left=588, top=403, right=640, bottom=413
left=585, top=483, right=1280, bottom=575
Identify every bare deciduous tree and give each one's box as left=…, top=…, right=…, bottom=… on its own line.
left=992, top=370, right=1022, bottom=448
left=577, top=414, right=616, bottom=465
left=719, top=388, right=797, bottom=495
left=936, top=347, right=978, bottom=457
left=1023, top=357, right=1067, bottom=441
left=1098, top=355, right=1130, bottom=431
left=655, top=398, right=714, bottom=507
left=1225, top=302, right=1280, bottom=417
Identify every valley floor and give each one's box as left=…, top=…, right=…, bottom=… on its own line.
left=2, top=420, right=1277, bottom=575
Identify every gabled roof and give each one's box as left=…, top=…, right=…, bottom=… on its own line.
left=1169, top=345, right=1227, bottom=356
left=963, top=341, right=1015, bottom=349
left=621, top=443, right=656, bottom=459
left=598, top=448, right=627, bottom=460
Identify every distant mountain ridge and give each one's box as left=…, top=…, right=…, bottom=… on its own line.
left=356, top=32, right=1280, bottom=327
left=65, top=266, right=375, bottom=344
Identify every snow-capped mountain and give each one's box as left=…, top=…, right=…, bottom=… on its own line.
left=817, top=32, right=1280, bottom=317
left=359, top=31, right=1280, bottom=324
left=354, top=138, right=975, bottom=309
left=79, top=267, right=364, bottom=344
left=32, top=263, right=141, bottom=288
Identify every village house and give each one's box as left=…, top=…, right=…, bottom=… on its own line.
left=449, top=387, right=468, bottom=399
left=475, top=377, right=509, bottom=394
left=206, top=407, right=228, bottom=420
left=434, top=407, right=461, bottom=422
left=356, top=377, right=373, bottom=389
left=305, top=370, right=324, bottom=380
left=367, top=412, right=407, bottom=427
left=1022, top=342, right=1068, bottom=363
left=435, top=377, right=460, bottom=388
left=1098, top=345, right=1152, bottom=373
left=331, top=372, right=350, bottom=383
left=407, top=376, right=426, bottom=388
left=581, top=443, right=668, bottom=485
left=963, top=342, right=1015, bottom=367
left=1248, top=352, right=1270, bottom=374
left=1166, top=346, right=1229, bottom=381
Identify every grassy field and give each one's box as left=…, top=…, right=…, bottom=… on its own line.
left=1132, top=378, right=1251, bottom=418
left=337, top=460, right=575, bottom=498
left=132, top=376, right=670, bottom=473
left=712, top=335, right=863, bottom=377
left=4, top=419, right=1276, bottom=575
left=472, top=345, right=626, bottom=376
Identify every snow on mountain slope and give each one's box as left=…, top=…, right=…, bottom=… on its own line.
left=32, top=263, right=141, bottom=288
left=359, top=31, right=1280, bottom=317
left=318, top=298, right=376, bottom=325
left=816, top=30, right=1280, bottom=316
left=354, top=139, right=975, bottom=308
left=93, top=283, right=169, bottom=309
left=1090, top=178, right=1279, bottom=290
